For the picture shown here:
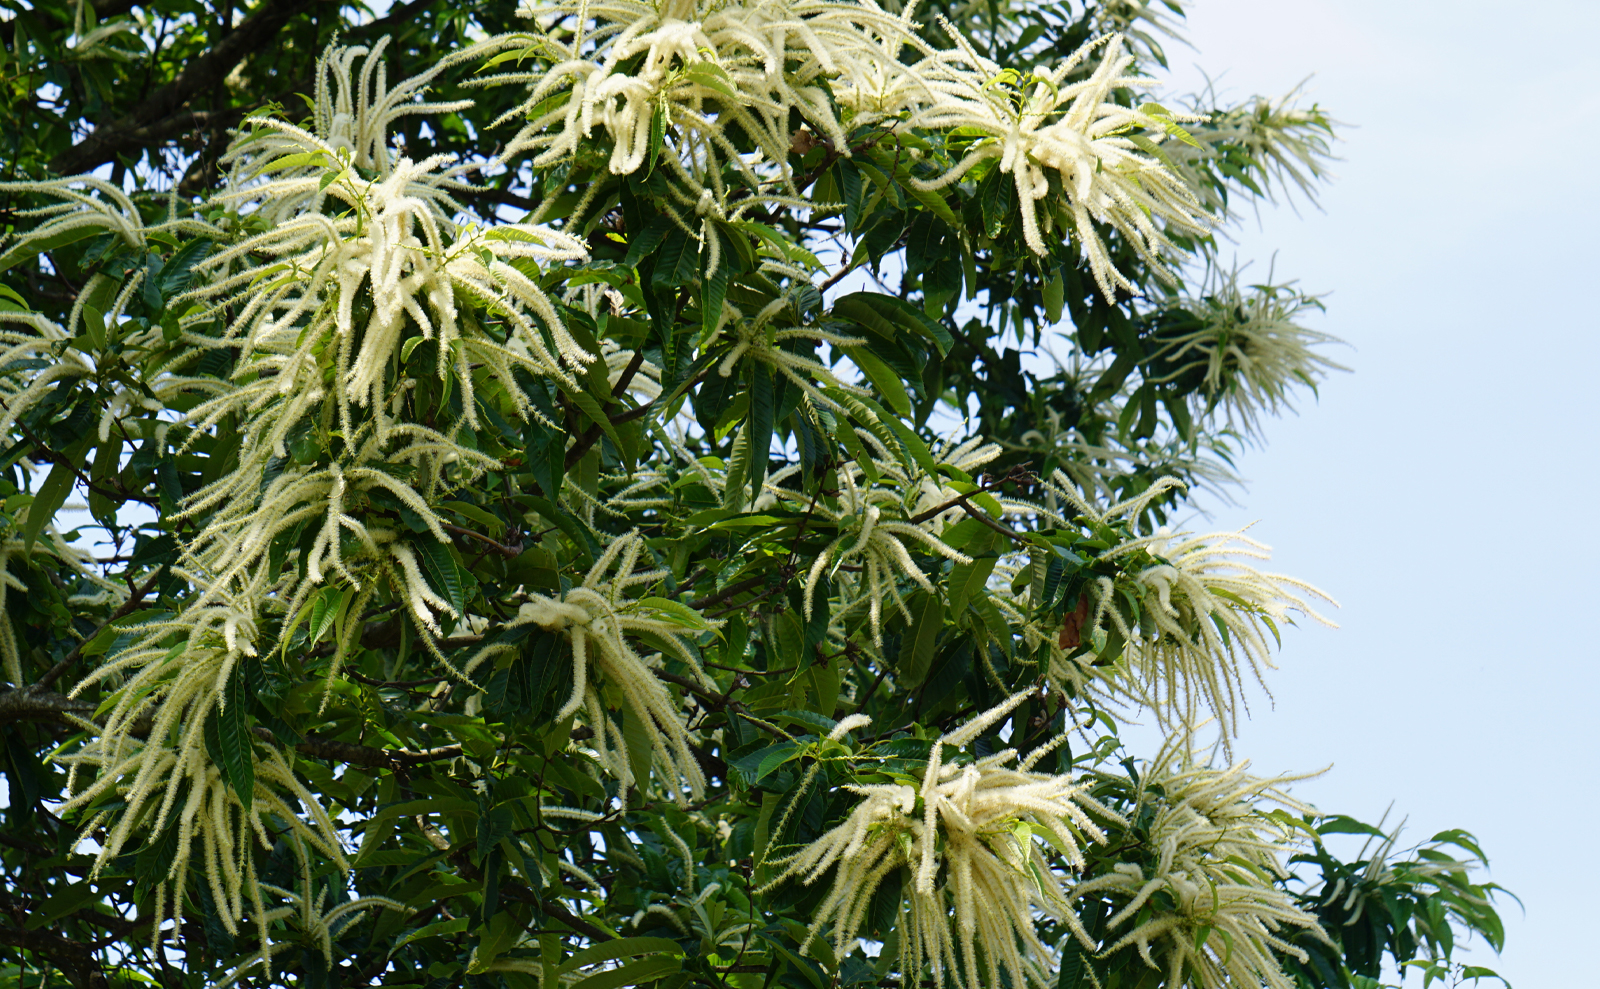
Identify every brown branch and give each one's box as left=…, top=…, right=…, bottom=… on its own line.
left=440, top=522, right=520, bottom=559
left=687, top=573, right=768, bottom=611
left=906, top=465, right=1034, bottom=525
left=652, top=669, right=726, bottom=711
left=0, top=686, right=95, bottom=724
left=51, top=0, right=316, bottom=175
left=0, top=922, right=107, bottom=989
left=950, top=496, right=1028, bottom=544
left=275, top=731, right=464, bottom=770
left=819, top=254, right=866, bottom=294
left=564, top=350, right=646, bottom=469
left=542, top=900, right=616, bottom=944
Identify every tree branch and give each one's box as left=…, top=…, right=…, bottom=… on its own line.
left=50, top=0, right=315, bottom=175
left=564, top=350, right=647, bottom=469
left=687, top=573, right=769, bottom=611
left=277, top=731, right=464, bottom=770
left=441, top=522, right=520, bottom=559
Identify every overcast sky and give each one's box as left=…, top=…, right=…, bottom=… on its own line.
left=1134, top=1, right=1600, bottom=985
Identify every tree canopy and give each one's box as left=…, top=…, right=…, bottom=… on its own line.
left=0, top=1, right=1512, bottom=988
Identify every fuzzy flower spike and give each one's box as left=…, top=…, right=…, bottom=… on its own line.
left=768, top=693, right=1122, bottom=989
left=470, top=531, right=719, bottom=801
left=1069, top=730, right=1330, bottom=989
left=907, top=32, right=1213, bottom=301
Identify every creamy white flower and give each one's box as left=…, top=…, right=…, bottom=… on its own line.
left=1069, top=733, right=1329, bottom=989
left=768, top=695, right=1122, bottom=989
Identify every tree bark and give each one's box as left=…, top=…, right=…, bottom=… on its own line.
left=50, top=0, right=315, bottom=176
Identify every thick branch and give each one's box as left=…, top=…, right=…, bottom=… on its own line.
left=279, top=731, right=464, bottom=769
left=687, top=573, right=769, bottom=611
left=0, top=923, right=106, bottom=989
left=50, top=0, right=315, bottom=175
left=0, top=687, right=95, bottom=724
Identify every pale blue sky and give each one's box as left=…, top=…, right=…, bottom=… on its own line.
left=1140, top=2, right=1600, bottom=984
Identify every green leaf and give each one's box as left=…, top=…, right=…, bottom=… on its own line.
left=678, top=62, right=738, bottom=99
left=897, top=592, right=941, bottom=688
left=835, top=421, right=878, bottom=483
left=645, top=102, right=667, bottom=177
left=834, top=158, right=865, bottom=230
left=651, top=227, right=700, bottom=288
left=256, top=150, right=333, bottom=175
left=565, top=386, right=628, bottom=469
left=417, top=539, right=465, bottom=617
left=854, top=394, right=939, bottom=476
left=558, top=937, right=684, bottom=975
left=1042, top=270, right=1064, bottom=324
left=0, top=224, right=105, bottom=274
left=570, top=956, right=682, bottom=989
left=80, top=304, right=107, bottom=351
left=832, top=291, right=952, bottom=356
left=307, top=585, right=346, bottom=645
left=160, top=238, right=212, bottom=298
left=23, top=455, right=78, bottom=553
left=730, top=742, right=802, bottom=787
left=946, top=528, right=998, bottom=612
left=214, top=667, right=255, bottom=809
left=702, top=235, right=730, bottom=340
left=871, top=148, right=962, bottom=229
left=638, top=596, right=710, bottom=629
left=747, top=361, right=774, bottom=500
left=624, top=214, right=674, bottom=268
left=389, top=916, right=469, bottom=956
left=844, top=345, right=912, bottom=417
left=980, top=166, right=1015, bottom=239
left=440, top=499, right=505, bottom=536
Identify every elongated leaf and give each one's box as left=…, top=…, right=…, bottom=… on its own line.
left=565, top=386, right=629, bottom=469
left=729, top=742, right=802, bottom=787
left=852, top=394, right=939, bottom=476
left=747, top=361, right=774, bottom=500
left=161, top=237, right=212, bottom=298
left=980, top=167, right=1014, bottom=239
left=23, top=457, right=76, bottom=553
left=525, top=496, right=599, bottom=567
left=678, top=62, right=738, bottom=99
left=559, top=938, right=683, bottom=975
left=897, top=592, right=941, bottom=688
left=638, top=596, right=710, bottom=629
left=0, top=224, right=105, bottom=274
left=832, top=292, right=952, bottom=356
left=651, top=227, right=699, bottom=288
left=844, top=345, right=912, bottom=417
left=440, top=499, right=505, bottom=536
left=570, top=956, right=682, bottom=989
left=215, top=668, right=255, bottom=809
left=624, top=214, right=674, bottom=267
left=947, top=527, right=998, bottom=612
left=417, top=539, right=465, bottom=616
left=835, top=158, right=865, bottom=231
left=0, top=284, right=30, bottom=311
left=702, top=235, right=730, bottom=339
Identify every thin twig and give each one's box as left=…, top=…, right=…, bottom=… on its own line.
left=440, top=522, right=520, bottom=559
